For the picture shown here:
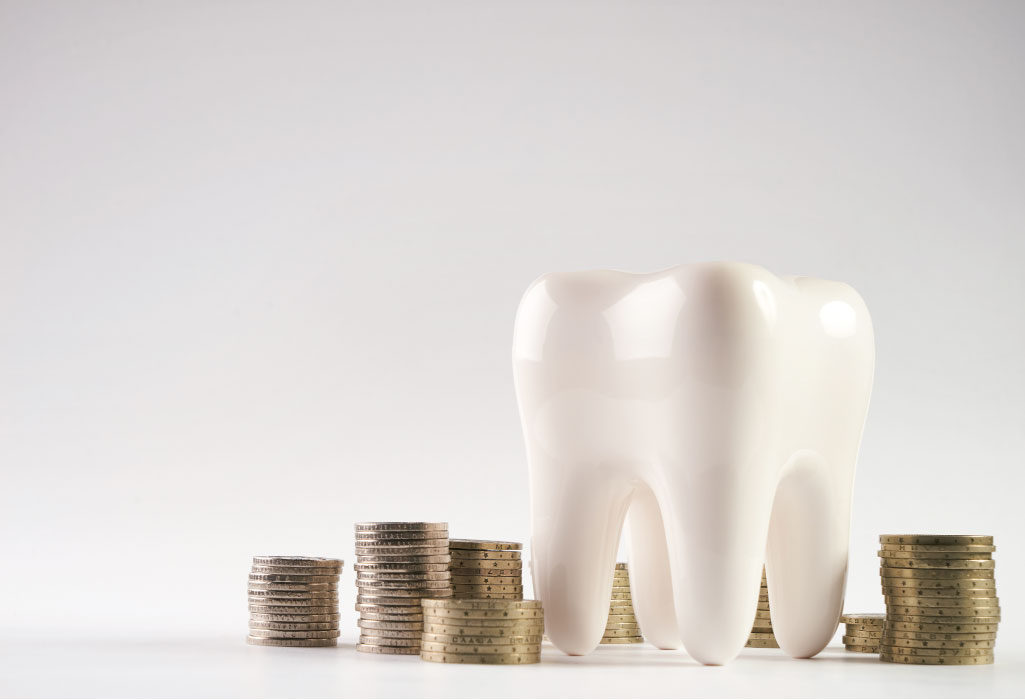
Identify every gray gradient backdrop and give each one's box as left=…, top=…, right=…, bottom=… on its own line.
left=2, top=0, right=1023, bottom=653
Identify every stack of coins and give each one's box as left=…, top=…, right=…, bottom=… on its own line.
left=746, top=566, right=777, bottom=648
left=420, top=598, right=544, bottom=664
left=247, top=556, right=342, bottom=647
left=878, top=534, right=999, bottom=666
left=841, top=613, right=885, bottom=653
left=449, top=540, right=523, bottom=600
left=601, top=563, right=642, bottom=644
left=354, top=522, right=453, bottom=655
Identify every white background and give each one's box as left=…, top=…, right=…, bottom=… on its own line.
left=1, top=0, right=1023, bottom=696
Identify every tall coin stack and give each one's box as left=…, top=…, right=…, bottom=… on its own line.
left=420, top=598, right=544, bottom=664
left=746, top=566, right=777, bottom=648
left=354, top=522, right=453, bottom=655
left=878, top=534, right=999, bottom=665
left=247, top=556, right=342, bottom=647
left=601, top=563, right=643, bottom=644
left=449, top=540, right=523, bottom=599
left=841, top=613, right=885, bottom=653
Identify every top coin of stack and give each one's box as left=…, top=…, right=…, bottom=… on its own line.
left=247, top=556, right=342, bottom=647
left=878, top=534, right=999, bottom=666
left=746, top=566, right=777, bottom=649
left=354, top=522, right=452, bottom=655
left=420, top=598, right=544, bottom=664
left=449, top=540, right=523, bottom=600
left=602, top=563, right=642, bottom=644
left=841, top=613, right=885, bottom=653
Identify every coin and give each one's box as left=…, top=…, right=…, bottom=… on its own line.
left=842, top=635, right=881, bottom=645
left=419, top=650, right=540, bottom=664
left=247, top=596, right=339, bottom=606
left=356, top=603, right=428, bottom=615
left=251, top=566, right=341, bottom=576
left=245, top=636, right=336, bottom=647
left=878, top=644, right=992, bottom=657
left=886, top=614, right=1000, bottom=624
left=840, top=614, right=885, bottom=624
left=602, top=637, right=645, bottom=644
left=745, top=639, right=780, bottom=648
left=356, top=530, right=449, bottom=540
left=879, top=543, right=995, bottom=553
left=357, top=595, right=439, bottom=606
left=358, top=619, right=424, bottom=631
left=879, top=567, right=995, bottom=579
left=448, top=540, right=521, bottom=551
left=886, top=630, right=997, bottom=641
left=355, top=555, right=451, bottom=564
left=601, top=628, right=642, bottom=638
left=355, top=522, right=448, bottom=531
left=424, top=608, right=544, bottom=620
left=449, top=550, right=521, bottom=561
left=422, top=632, right=543, bottom=645
left=884, top=596, right=999, bottom=608
left=881, top=585, right=996, bottom=597
left=880, top=637, right=995, bottom=649
left=885, top=606, right=1000, bottom=617
left=844, top=644, right=879, bottom=653
left=358, top=611, right=424, bottom=622
left=249, top=621, right=339, bottom=631
left=357, top=580, right=452, bottom=590
left=356, top=546, right=451, bottom=556
left=358, top=635, right=420, bottom=647
left=450, top=567, right=522, bottom=577
left=249, top=605, right=337, bottom=614
left=450, top=575, right=520, bottom=585
left=879, top=559, right=995, bottom=570
left=355, top=562, right=449, bottom=572
left=844, top=629, right=883, bottom=638
left=452, top=584, right=523, bottom=594
left=879, top=535, right=993, bottom=546
left=446, top=559, right=520, bottom=570
left=877, top=550, right=991, bottom=560
left=606, top=614, right=637, bottom=624
left=247, top=589, right=339, bottom=599
left=248, top=582, right=338, bottom=592
left=750, top=626, right=774, bottom=634
left=355, top=643, right=421, bottom=654
left=248, top=573, right=340, bottom=584
left=420, top=641, right=541, bottom=654
left=249, top=612, right=340, bottom=623
left=422, top=616, right=545, bottom=629
left=252, top=556, right=342, bottom=568
left=356, top=628, right=422, bottom=639
left=747, top=632, right=777, bottom=640
left=248, top=629, right=341, bottom=639
left=880, top=652, right=993, bottom=665
left=422, top=599, right=542, bottom=610
left=357, top=571, right=451, bottom=581
left=886, top=621, right=998, bottom=633
left=357, top=587, right=451, bottom=598
left=423, top=623, right=544, bottom=637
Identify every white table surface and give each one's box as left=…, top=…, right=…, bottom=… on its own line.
left=2, top=632, right=1021, bottom=698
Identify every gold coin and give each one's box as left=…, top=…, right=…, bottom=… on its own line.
left=245, top=635, right=337, bottom=647
left=606, top=614, right=637, bottom=624
left=357, top=628, right=422, bottom=639
left=420, top=641, right=541, bottom=654
left=603, top=622, right=642, bottom=631
left=877, top=550, right=991, bottom=560
left=423, top=623, right=544, bottom=637
left=844, top=629, right=883, bottom=638
left=358, top=611, right=424, bottom=622
left=880, top=652, right=993, bottom=665
left=249, top=621, right=339, bottom=631
left=745, top=639, right=779, bottom=649
left=421, top=598, right=541, bottom=610
left=354, top=562, right=449, bottom=573
left=355, top=522, right=447, bottom=531
left=886, top=620, right=998, bottom=634
left=844, top=644, right=879, bottom=653
left=884, top=596, right=999, bottom=608
left=885, top=605, right=1000, bottom=617
left=356, top=644, right=420, bottom=655
left=615, top=563, right=629, bottom=570
left=879, top=559, right=995, bottom=570
left=886, top=630, right=997, bottom=641
left=248, top=573, right=340, bottom=584
left=252, top=556, right=342, bottom=568
left=841, top=635, right=880, bottom=645
left=451, top=584, right=523, bottom=593
left=422, top=617, right=545, bottom=630
left=424, top=607, right=543, bottom=620
left=840, top=613, right=885, bottom=624
left=602, top=637, right=644, bottom=644
left=358, top=635, right=420, bottom=647
left=879, top=543, right=995, bottom=553
left=448, top=540, right=521, bottom=551
left=419, top=650, right=540, bottom=664
left=747, top=632, right=776, bottom=640
left=878, top=644, right=992, bottom=657
left=600, top=628, right=642, bottom=638
left=446, top=559, right=520, bottom=570
left=450, top=567, right=523, bottom=577
left=886, top=614, right=1000, bottom=624
left=249, top=612, right=339, bottom=623
left=248, top=629, right=340, bottom=639
left=881, top=637, right=995, bottom=649
left=452, top=592, right=523, bottom=600
left=843, top=624, right=880, bottom=634
left=880, top=585, right=996, bottom=597
left=450, top=575, right=520, bottom=585
left=449, top=550, right=521, bottom=561
left=250, top=566, right=341, bottom=576
left=422, top=632, right=542, bottom=645
left=750, top=627, right=774, bottom=634
left=358, top=619, right=424, bottom=631
left=879, top=567, right=995, bottom=579
left=879, top=535, right=992, bottom=546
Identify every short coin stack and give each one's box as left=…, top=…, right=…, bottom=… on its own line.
left=449, top=540, right=523, bottom=600
left=841, top=613, right=885, bottom=653
left=247, top=556, right=342, bottom=647
left=354, top=522, right=453, bottom=655
left=601, top=563, right=642, bottom=644
left=879, top=534, right=999, bottom=665
left=420, top=598, right=544, bottom=664
left=746, top=566, right=778, bottom=648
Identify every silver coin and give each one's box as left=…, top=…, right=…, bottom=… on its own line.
left=355, top=522, right=447, bottom=532
left=248, top=629, right=341, bottom=639
left=358, top=635, right=421, bottom=647
left=355, top=580, right=452, bottom=590
left=247, top=589, right=339, bottom=599
left=245, top=636, right=337, bottom=647
left=249, top=605, right=337, bottom=614
left=356, top=627, right=422, bottom=639
left=358, top=619, right=425, bottom=631
left=247, top=582, right=338, bottom=592
left=355, top=554, right=451, bottom=564
left=252, top=556, right=342, bottom=568
left=356, top=572, right=451, bottom=582
left=356, top=643, right=420, bottom=655
left=358, top=611, right=425, bottom=622
left=251, top=566, right=341, bottom=576
left=249, top=573, right=340, bottom=584
left=356, top=587, right=452, bottom=598
left=249, top=621, right=339, bottom=631
left=250, top=612, right=340, bottom=623
left=354, top=562, right=449, bottom=573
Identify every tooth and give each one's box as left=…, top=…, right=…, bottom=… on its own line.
left=513, top=263, right=874, bottom=664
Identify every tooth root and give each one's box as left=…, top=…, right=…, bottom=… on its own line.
left=767, top=455, right=852, bottom=658
left=530, top=455, right=632, bottom=655
left=626, top=485, right=681, bottom=649
left=665, top=466, right=774, bottom=665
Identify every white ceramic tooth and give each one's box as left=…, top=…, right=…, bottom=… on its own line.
left=513, top=262, right=874, bottom=665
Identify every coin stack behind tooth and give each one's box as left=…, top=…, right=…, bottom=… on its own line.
left=420, top=598, right=544, bottom=664
left=841, top=613, right=885, bottom=653
left=449, top=540, right=523, bottom=600
left=355, top=522, right=452, bottom=655
left=601, top=563, right=643, bottom=644
left=878, top=534, right=999, bottom=666
left=247, top=556, right=342, bottom=647
left=746, top=566, right=777, bottom=648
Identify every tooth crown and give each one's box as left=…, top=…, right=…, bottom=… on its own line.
left=513, top=262, right=875, bottom=664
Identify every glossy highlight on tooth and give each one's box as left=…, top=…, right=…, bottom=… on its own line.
left=512, top=262, right=875, bottom=665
